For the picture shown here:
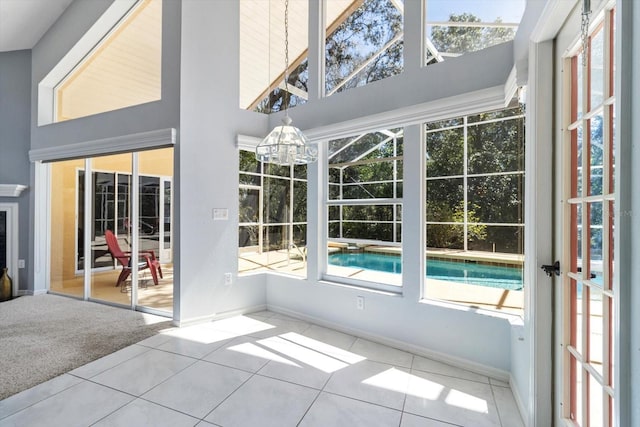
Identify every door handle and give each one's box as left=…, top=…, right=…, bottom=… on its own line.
left=541, top=261, right=560, bottom=277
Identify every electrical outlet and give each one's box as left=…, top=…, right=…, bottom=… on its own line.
left=224, top=272, right=233, bottom=286
left=356, top=296, right=364, bottom=310
left=18, top=259, right=25, bottom=269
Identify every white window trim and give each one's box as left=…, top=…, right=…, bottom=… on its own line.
left=29, top=128, right=175, bottom=163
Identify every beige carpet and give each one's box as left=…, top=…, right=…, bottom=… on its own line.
left=0, top=294, right=173, bottom=400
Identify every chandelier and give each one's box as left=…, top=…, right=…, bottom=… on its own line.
left=255, top=0, right=317, bottom=165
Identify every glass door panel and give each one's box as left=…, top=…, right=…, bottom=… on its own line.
left=562, top=9, right=615, bottom=426
left=137, top=148, right=173, bottom=313
left=90, top=153, right=133, bottom=307
left=50, top=159, right=85, bottom=297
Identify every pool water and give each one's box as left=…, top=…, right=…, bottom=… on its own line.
left=328, top=252, right=523, bottom=291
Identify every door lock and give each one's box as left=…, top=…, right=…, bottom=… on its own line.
left=541, top=261, right=560, bottom=277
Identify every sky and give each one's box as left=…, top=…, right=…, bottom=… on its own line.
left=426, top=0, right=526, bottom=23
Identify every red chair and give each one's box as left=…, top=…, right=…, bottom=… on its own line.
left=104, top=229, right=163, bottom=287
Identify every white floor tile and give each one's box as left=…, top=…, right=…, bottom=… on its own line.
left=69, top=344, right=150, bottom=379
left=142, top=360, right=251, bottom=418
left=91, top=348, right=195, bottom=396
left=0, top=374, right=82, bottom=420
left=202, top=336, right=286, bottom=373
left=155, top=333, right=233, bottom=359
left=204, top=374, right=319, bottom=427
left=0, top=381, right=133, bottom=427
left=92, top=398, right=199, bottom=427
left=323, top=359, right=410, bottom=410
left=412, top=355, right=490, bottom=384
left=256, top=336, right=336, bottom=389
left=299, top=325, right=358, bottom=352
left=350, top=338, right=414, bottom=368
left=245, top=316, right=311, bottom=339
left=136, top=333, right=174, bottom=349
left=400, top=412, right=459, bottom=427
left=404, top=370, right=501, bottom=427
left=492, top=384, right=525, bottom=427
left=299, top=392, right=402, bottom=427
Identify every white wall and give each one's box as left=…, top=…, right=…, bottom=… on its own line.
left=178, top=0, right=268, bottom=323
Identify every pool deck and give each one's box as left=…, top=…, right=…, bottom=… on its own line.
left=240, top=247, right=524, bottom=316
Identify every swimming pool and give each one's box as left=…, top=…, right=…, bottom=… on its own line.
left=328, top=252, right=523, bottom=290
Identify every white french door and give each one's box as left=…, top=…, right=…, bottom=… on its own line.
left=560, top=5, right=616, bottom=426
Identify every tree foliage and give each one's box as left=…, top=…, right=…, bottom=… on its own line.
left=430, top=13, right=515, bottom=60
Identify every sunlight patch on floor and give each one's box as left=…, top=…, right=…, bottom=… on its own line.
left=228, top=342, right=300, bottom=366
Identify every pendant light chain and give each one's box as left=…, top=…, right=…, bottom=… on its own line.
left=283, top=0, right=290, bottom=116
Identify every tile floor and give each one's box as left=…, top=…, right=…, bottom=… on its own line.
left=0, top=311, right=524, bottom=427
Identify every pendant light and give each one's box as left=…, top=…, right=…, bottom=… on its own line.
left=256, top=0, right=317, bottom=165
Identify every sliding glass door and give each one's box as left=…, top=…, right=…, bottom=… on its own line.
left=48, top=148, right=174, bottom=314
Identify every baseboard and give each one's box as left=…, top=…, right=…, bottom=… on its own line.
left=173, top=303, right=268, bottom=327
left=509, top=374, right=529, bottom=426
left=267, top=303, right=511, bottom=382
left=16, top=289, right=47, bottom=296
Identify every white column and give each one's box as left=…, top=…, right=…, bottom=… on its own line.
left=614, top=0, right=639, bottom=424
left=525, top=39, right=554, bottom=427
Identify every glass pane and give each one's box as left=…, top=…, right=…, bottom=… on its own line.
left=572, top=357, right=583, bottom=425
left=467, top=175, right=524, bottom=223
left=55, top=0, right=161, bottom=122
left=50, top=159, right=86, bottom=298
left=427, top=223, right=464, bottom=250
left=329, top=131, right=399, bottom=165
left=240, top=150, right=260, bottom=173
left=607, top=201, right=614, bottom=291
left=589, top=114, right=604, bottom=196
left=426, top=178, right=464, bottom=222
left=588, top=373, right=604, bottom=426
left=264, top=177, right=290, bottom=223
left=163, top=180, right=171, bottom=250
left=91, top=153, right=132, bottom=307
left=467, top=119, right=524, bottom=174
left=240, top=188, right=260, bottom=223
left=92, top=172, right=116, bottom=268
left=292, top=181, right=307, bottom=222
left=425, top=0, right=523, bottom=65
left=575, top=126, right=583, bottom=197
left=239, top=225, right=259, bottom=248
left=589, top=201, right=603, bottom=283
left=325, top=0, right=403, bottom=95
left=572, top=279, right=583, bottom=353
left=467, top=225, right=524, bottom=255
left=238, top=149, right=308, bottom=278
left=589, top=286, right=604, bottom=376
left=240, top=0, right=308, bottom=112
left=590, top=27, right=604, bottom=108
left=426, top=127, right=464, bottom=177
left=576, top=204, right=583, bottom=274
left=426, top=117, right=463, bottom=130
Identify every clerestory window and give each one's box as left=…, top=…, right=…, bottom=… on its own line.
left=53, top=0, right=162, bottom=122
left=424, top=0, right=524, bottom=66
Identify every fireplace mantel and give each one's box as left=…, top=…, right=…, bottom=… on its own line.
left=0, top=184, right=27, bottom=197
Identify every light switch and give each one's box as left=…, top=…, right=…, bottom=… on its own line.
left=212, top=208, right=229, bottom=220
